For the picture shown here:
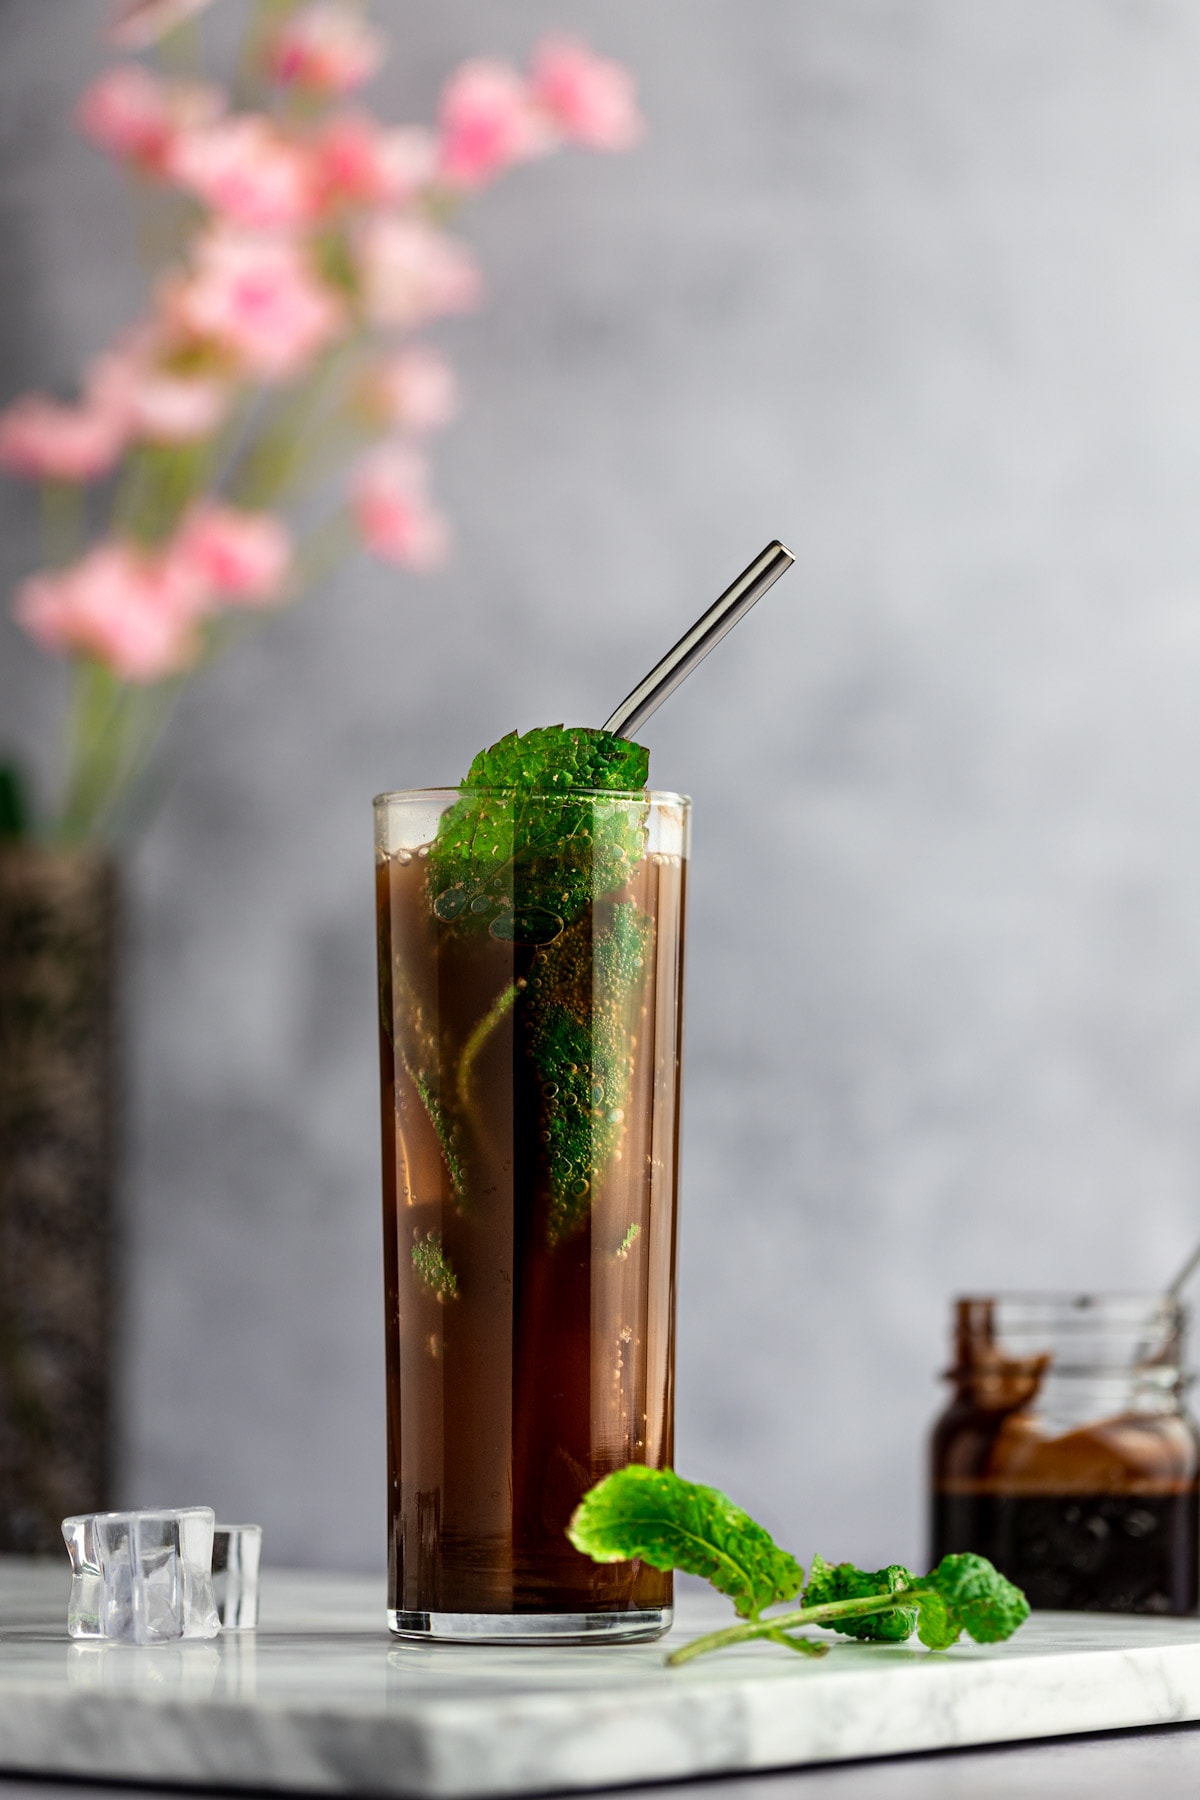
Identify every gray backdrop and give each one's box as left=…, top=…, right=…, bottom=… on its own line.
left=4, top=0, right=1200, bottom=1571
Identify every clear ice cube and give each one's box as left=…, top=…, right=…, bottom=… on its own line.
left=62, top=1507, right=220, bottom=1645
left=212, top=1523, right=262, bottom=1629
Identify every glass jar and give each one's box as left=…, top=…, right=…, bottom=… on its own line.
left=375, top=787, right=689, bottom=1642
left=930, top=1294, right=1199, bottom=1614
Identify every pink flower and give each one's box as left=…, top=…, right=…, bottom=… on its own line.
left=77, top=65, right=223, bottom=174
left=129, top=369, right=229, bottom=442
left=108, top=0, right=214, bottom=50
left=355, top=216, right=480, bottom=329
left=351, top=444, right=448, bottom=570
left=168, top=116, right=318, bottom=229
left=173, top=503, right=291, bottom=603
left=15, top=542, right=205, bottom=682
left=530, top=39, right=643, bottom=151
left=268, top=4, right=385, bottom=95
left=0, top=393, right=126, bottom=483
left=437, top=59, right=551, bottom=189
left=363, top=346, right=458, bottom=435
left=86, top=342, right=229, bottom=446
left=167, top=224, right=344, bottom=380
left=314, top=114, right=437, bottom=208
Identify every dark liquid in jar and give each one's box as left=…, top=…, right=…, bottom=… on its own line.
left=377, top=846, right=685, bottom=1617
left=933, top=1491, right=1197, bottom=1613
left=931, top=1346, right=1199, bottom=1614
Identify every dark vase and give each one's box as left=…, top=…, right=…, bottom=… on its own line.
left=0, top=846, right=116, bottom=1552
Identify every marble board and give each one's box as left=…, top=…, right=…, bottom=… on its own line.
left=0, top=1559, right=1199, bottom=1795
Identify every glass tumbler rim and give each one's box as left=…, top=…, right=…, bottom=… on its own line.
left=373, top=785, right=691, bottom=808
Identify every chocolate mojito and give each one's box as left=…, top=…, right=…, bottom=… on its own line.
left=376, top=727, right=688, bottom=1641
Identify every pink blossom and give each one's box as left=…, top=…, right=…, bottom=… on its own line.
left=364, top=346, right=458, bottom=435
left=0, top=393, right=126, bottom=483
left=129, top=369, right=229, bottom=442
left=77, top=65, right=223, bottom=174
left=530, top=38, right=643, bottom=151
left=168, top=116, right=318, bottom=229
left=437, top=59, right=551, bottom=189
left=268, top=4, right=385, bottom=95
left=14, top=542, right=205, bottom=682
left=315, top=114, right=437, bottom=208
left=355, top=215, right=480, bottom=329
left=173, top=503, right=291, bottom=603
left=167, top=224, right=344, bottom=380
left=83, top=335, right=229, bottom=445
left=108, top=0, right=214, bottom=50
left=351, top=444, right=448, bottom=570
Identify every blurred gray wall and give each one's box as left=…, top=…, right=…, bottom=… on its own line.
left=5, top=0, right=1200, bottom=1570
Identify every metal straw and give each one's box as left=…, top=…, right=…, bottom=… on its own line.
left=601, top=540, right=794, bottom=739
left=1167, top=1237, right=1200, bottom=1300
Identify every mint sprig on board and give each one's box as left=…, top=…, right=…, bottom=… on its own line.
left=567, top=1467, right=1030, bottom=1666
left=566, top=1465, right=804, bottom=1622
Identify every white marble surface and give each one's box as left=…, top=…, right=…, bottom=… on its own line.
left=1, top=1563, right=1199, bottom=1795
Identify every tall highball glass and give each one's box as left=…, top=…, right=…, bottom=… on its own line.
left=375, top=787, right=689, bottom=1642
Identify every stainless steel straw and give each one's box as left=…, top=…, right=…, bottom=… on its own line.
left=1168, top=1237, right=1200, bottom=1300
left=601, top=540, right=794, bottom=739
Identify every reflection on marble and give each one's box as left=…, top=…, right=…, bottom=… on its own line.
left=1, top=1561, right=1200, bottom=1795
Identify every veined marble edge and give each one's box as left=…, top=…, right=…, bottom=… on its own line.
left=0, top=1641, right=1198, bottom=1796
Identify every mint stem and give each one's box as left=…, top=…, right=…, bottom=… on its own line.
left=457, top=980, right=520, bottom=1113
left=667, top=1586, right=936, bottom=1667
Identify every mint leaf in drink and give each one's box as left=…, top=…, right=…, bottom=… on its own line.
left=462, top=725, right=649, bottom=795
left=529, top=900, right=653, bottom=1241
left=411, top=1230, right=458, bottom=1303
left=801, top=1553, right=918, bottom=1643
left=568, top=1468, right=1030, bottom=1666
left=429, top=726, right=650, bottom=938
left=567, top=1466, right=805, bottom=1620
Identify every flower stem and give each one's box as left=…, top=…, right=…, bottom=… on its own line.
left=54, top=662, right=179, bottom=846
left=666, top=1587, right=933, bottom=1667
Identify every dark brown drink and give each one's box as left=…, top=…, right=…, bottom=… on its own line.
left=375, top=788, right=688, bottom=1639
left=931, top=1296, right=1200, bottom=1614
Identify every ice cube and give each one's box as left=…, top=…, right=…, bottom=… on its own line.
left=212, top=1523, right=262, bottom=1629
left=62, top=1507, right=220, bottom=1645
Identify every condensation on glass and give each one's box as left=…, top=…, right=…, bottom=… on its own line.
left=375, top=788, right=689, bottom=1642
left=930, top=1294, right=1200, bottom=1614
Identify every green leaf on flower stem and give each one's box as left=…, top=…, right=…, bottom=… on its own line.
left=802, top=1553, right=918, bottom=1642
left=428, top=726, right=650, bottom=938
left=567, top=1466, right=805, bottom=1620
left=0, top=763, right=30, bottom=842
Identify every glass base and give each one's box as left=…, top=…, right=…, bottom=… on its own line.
left=388, top=1606, right=672, bottom=1645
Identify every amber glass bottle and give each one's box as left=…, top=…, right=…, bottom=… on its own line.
left=931, top=1295, right=1199, bottom=1614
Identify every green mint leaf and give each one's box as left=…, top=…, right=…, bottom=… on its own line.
left=411, top=1230, right=458, bottom=1302
left=919, top=1553, right=1030, bottom=1648
left=616, top=1223, right=641, bottom=1259
left=428, top=726, right=650, bottom=939
left=913, top=1590, right=957, bottom=1652
left=528, top=901, right=653, bottom=1241
left=803, top=1553, right=919, bottom=1642
left=567, top=1466, right=805, bottom=1620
